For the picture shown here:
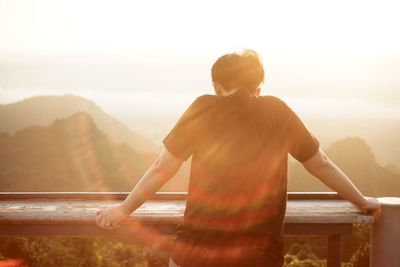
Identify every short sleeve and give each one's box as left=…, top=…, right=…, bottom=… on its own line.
left=163, top=96, right=208, bottom=161
left=280, top=100, right=320, bottom=162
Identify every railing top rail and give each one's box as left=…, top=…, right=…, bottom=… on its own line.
left=0, top=192, right=342, bottom=201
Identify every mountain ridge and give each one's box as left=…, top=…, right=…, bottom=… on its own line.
left=0, top=94, right=159, bottom=153
left=288, top=136, right=400, bottom=197
left=0, top=111, right=156, bottom=191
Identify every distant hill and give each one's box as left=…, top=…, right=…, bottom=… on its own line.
left=1, top=114, right=397, bottom=196
left=0, top=112, right=156, bottom=191
left=288, top=137, right=400, bottom=197
left=308, top=118, right=400, bottom=169
left=0, top=95, right=158, bottom=153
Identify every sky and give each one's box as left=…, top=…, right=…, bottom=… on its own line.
left=1, top=0, right=400, bottom=124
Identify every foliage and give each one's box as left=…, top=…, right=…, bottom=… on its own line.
left=282, top=224, right=371, bottom=267
left=348, top=244, right=370, bottom=267
left=284, top=243, right=325, bottom=267
left=0, top=225, right=371, bottom=267
left=285, top=258, right=326, bottom=267
left=341, top=224, right=370, bottom=262
left=0, top=237, right=168, bottom=267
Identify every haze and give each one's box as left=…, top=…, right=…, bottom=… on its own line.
left=1, top=0, right=400, bottom=136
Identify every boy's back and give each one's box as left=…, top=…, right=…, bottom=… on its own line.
left=164, top=89, right=319, bottom=266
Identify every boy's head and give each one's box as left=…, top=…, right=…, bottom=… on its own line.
left=211, top=49, right=264, bottom=95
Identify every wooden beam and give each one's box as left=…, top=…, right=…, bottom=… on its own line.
left=284, top=223, right=352, bottom=235
left=327, top=234, right=341, bottom=267
left=0, top=192, right=342, bottom=200
left=0, top=222, right=353, bottom=237
left=0, top=199, right=373, bottom=224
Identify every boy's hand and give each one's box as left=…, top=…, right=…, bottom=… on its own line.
left=358, top=197, right=382, bottom=220
left=96, top=205, right=130, bottom=230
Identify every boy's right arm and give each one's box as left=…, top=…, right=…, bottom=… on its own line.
left=302, top=148, right=381, bottom=215
left=95, top=148, right=183, bottom=230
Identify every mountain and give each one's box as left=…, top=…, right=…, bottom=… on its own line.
left=308, top=118, right=400, bottom=169
left=288, top=137, right=400, bottom=197
left=0, top=95, right=158, bottom=153
left=0, top=112, right=156, bottom=191
left=1, top=112, right=397, bottom=195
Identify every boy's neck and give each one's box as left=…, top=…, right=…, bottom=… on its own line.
left=221, top=88, right=241, bottom=96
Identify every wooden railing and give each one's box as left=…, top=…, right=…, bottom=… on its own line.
left=0, top=192, right=375, bottom=267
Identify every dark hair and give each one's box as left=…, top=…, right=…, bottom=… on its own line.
left=211, top=49, right=264, bottom=93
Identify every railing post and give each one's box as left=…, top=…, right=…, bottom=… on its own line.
left=370, top=197, right=400, bottom=267
left=327, top=234, right=341, bottom=267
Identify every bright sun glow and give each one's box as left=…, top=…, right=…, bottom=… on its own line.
left=1, top=0, right=399, bottom=56
left=1, top=0, right=400, bottom=123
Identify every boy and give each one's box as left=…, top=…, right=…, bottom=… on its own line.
left=96, top=50, right=381, bottom=267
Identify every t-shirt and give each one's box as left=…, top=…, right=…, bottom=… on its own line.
left=163, top=89, right=319, bottom=267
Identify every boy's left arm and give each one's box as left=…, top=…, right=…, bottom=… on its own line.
left=302, top=148, right=381, bottom=217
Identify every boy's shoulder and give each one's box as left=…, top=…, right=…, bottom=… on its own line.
left=258, top=94, right=285, bottom=103
left=194, top=94, right=285, bottom=102
left=196, top=94, right=218, bottom=101
left=191, top=93, right=289, bottom=110
left=258, top=95, right=290, bottom=110
left=191, top=94, right=219, bottom=107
